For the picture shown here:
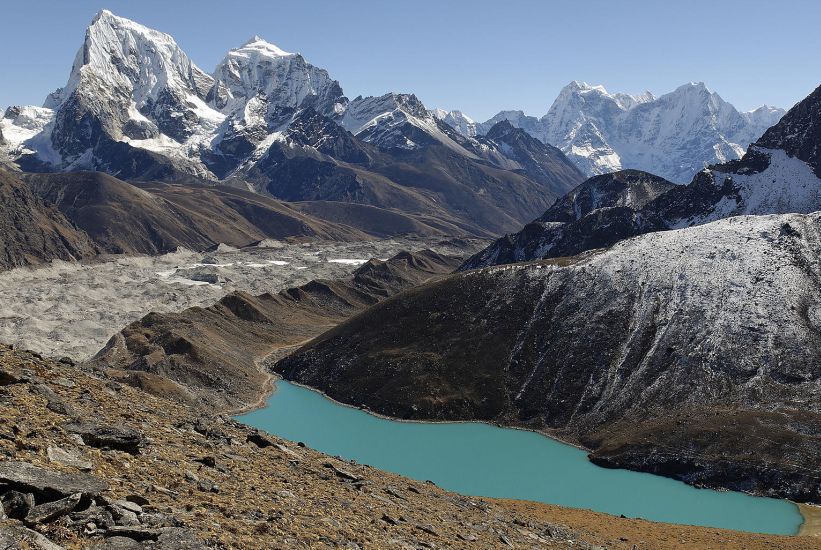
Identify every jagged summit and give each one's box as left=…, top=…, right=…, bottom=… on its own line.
left=209, top=32, right=345, bottom=118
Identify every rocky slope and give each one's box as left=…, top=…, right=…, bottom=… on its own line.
left=445, top=81, right=785, bottom=182
left=6, top=346, right=814, bottom=549
left=0, top=169, right=98, bottom=270
left=0, top=11, right=583, bottom=238
left=278, top=213, right=821, bottom=503
left=465, top=84, right=821, bottom=269
left=0, top=344, right=615, bottom=549
left=89, top=250, right=465, bottom=412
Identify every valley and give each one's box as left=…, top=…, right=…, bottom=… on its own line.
left=0, top=5, right=819, bottom=548
left=0, top=237, right=478, bottom=360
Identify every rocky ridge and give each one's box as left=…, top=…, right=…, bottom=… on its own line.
left=89, top=249, right=467, bottom=412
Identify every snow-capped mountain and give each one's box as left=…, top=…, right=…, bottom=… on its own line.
left=45, top=10, right=221, bottom=174
left=209, top=37, right=346, bottom=118
left=431, top=109, right=477, bottom=137
left=462, top=83, right=821, bottom=270
left=206, top=36, right=348, bottom=176
left=444, top=81, right=785, bottom=183
left=339, top=93, right=477, bottom=156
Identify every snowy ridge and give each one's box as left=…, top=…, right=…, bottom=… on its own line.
left=675, top=147, right=821, bottom=227
left=210, top=36, right=346, bottom=118
left=431, top=109, right=477, bottom=137
left=443, top=81, right=785, bottom=183
left=341, top=93, right=477, bottom=156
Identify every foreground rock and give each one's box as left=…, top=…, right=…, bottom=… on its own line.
left=279, top=213, right=821, bottom=503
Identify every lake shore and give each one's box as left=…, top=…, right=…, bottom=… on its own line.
left=492, top=498, right=820, bottom=549
left=238, top=377, right=806, bottom=537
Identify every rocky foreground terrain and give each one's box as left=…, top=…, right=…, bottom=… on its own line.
left=3, top=345, right=819, bottom=549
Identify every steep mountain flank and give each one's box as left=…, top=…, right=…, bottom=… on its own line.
left=756, top=83, right=821, bottom=177
left=89, top=250, right=463, bottom=411
left=0, top=169, right=98, bottom=270
left=472, top=121, right=585, bottom=197
left=461, top=170, right=675, bottom=269
left=278, top=213, right=821, bottom=503
left=21, top=171, right=369, bottom=254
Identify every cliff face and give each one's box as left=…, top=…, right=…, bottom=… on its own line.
left=278, top=213, right=821, bottom=503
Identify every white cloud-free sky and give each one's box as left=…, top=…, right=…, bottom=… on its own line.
left=1, top=0, right=818, bottom=120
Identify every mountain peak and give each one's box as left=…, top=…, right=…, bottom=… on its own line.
left=565, top=81, right=609, bottom=95
left=235, top=35, right=293, bottom=57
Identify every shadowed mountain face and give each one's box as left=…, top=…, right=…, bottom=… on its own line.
left=21, top=172, right=371, bottom=254
left=464, top=84, right=821, bottom=270
left=756, top=84, right=821, bottom=177
left=89, top=250, right=464, bottom=411
left=460, top=170, right=675, bottom=269
left=22, top=171, right=500, bottom=257
left=277, top=213, right=821, bottom=503
left=0, top=169, right=98, bottom=270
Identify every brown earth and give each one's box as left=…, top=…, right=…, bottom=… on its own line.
left=0, top=169, right=98, bottom=270
left=494, top=499, right=819, bottom=550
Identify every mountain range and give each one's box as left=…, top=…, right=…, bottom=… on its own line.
left=0, top=10, right=583, bottom=238
left=462, top=84, right=821, bottom=270
left=0, top=6, right=819, bottom=519
left=435, top=81, right=785, bottom=183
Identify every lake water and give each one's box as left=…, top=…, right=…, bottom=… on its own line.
left=238, top=380, right=804, bottom=535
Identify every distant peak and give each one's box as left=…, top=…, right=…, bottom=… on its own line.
left=235, top=36, right=292, bottom=57
left=566, top=80, right=608, bottom=95
left=92, top=9, right=114, bottom=22
left=677, top=81, right=709, bottom=93
left=90, top=9, right=135, bottom=28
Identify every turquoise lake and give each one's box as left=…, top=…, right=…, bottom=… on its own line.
left=238, top=380, right=804, bottom=535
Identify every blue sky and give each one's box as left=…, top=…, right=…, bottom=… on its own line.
left=1, top=0, right=818, bottom=120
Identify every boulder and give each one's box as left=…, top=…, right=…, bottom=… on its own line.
left=0, top=461, right=107, bottom=500
left=0, top=521, right=65, bottom=549
left=24, top=492, right=82, bottom=525
left=47, top=446, right=93, bottom=471
left=65, top=422, right=144, bottom=454
left=1, top=490, right=34, bottom=519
